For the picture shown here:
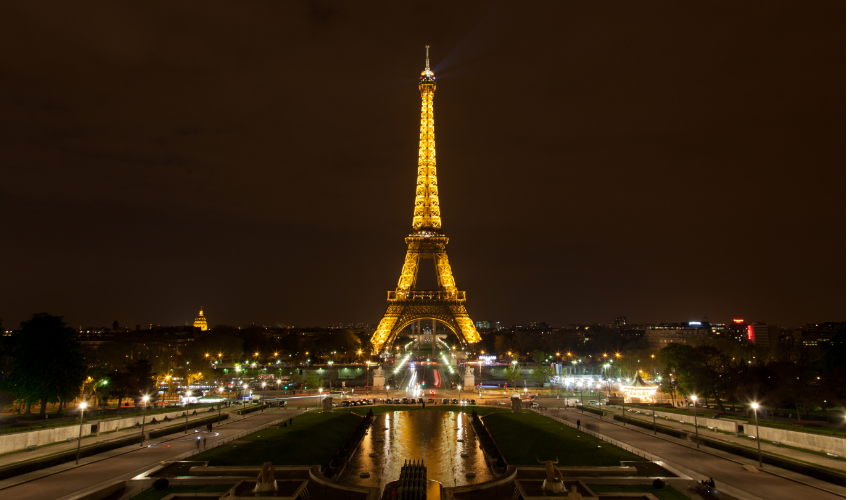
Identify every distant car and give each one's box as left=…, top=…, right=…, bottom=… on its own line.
left=402, top=398, right=409, bottom=404
left=429, top=390, right=436, bottom=395
left=427, top=398, right=435, bottom=403
left=588, top=400, right=600, bottom=406
left=418, top=398, right=424, bottom=404
left=394, top=398, right=401, bottom=403
left=530, top=402, right=539, bottom=408
left=341, top=401, right=351, bottom=407
left=469, top=399, right=476, bottom=405
left=442, top=398, right=450, bottom=404
left=451, top=399, right=458, bottom=404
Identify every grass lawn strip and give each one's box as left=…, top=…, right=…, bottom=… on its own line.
left=588, top=484, right=689, bottom=500
left=132, top=484, right=232, bottom=500
left=486, top=413, right=645, bottom=466
left=191, top=412, right=361, bottom=466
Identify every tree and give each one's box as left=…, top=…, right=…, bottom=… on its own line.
left=303, top=372, right=323, bottom=391
left=503, top=364, right=522, bottom=390
left=686, top=345, right=729, bottom=407
left=1, top=314, right=87, bottom=416
left=108, top=371, right=134, bottom=408
left=531, top=350, right=545, bottom=363
left=658, top=344, right=693, bottom=404
left=531, top=364, right=550, bottom=386
left=126, top=359, right=156, bottom=401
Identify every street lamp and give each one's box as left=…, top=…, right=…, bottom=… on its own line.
left=691, top=395, right=699, bottom=449
left=75, top=402, right=87, bottom=465
left=139, top=395, right=150, bottom=447
left=318, top=388, right=323, bottom=409
left=752, top=402, right=762, bottom=468
left=386, top=385, right=390, bottom=403
left=217, top=387, right=224, bottom=425
left=242, top=384, right=248, bottom=418
left=185, top=390, right=191, bottom=434
left=261, top=382, right=267, bottom=412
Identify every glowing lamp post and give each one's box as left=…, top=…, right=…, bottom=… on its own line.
left=139, top=395, right=150, bottom=447
left=752, top=402, right=762, bottom=468
left=242, top=384, right=248, bottom=418
left=386, top=385, right=390, bottom=403
left=217, top=387, right=224, bottom=425
left=691, top=395, right=699, bottom=449
left=261, top=382, right=267, bottom=412
left=318, top=388, right=323, bottom=409
left=185, top=391, right=191, bottom=433
left=75, top=402, right=87, bottom=465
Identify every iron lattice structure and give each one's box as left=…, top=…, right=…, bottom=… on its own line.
left=370, top=47, right=481, bottom=353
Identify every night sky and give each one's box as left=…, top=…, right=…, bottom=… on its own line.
left=1, top=2, right=844, bottom=329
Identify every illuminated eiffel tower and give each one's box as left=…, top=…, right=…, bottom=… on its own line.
left=370, top=47, right=481, bottom=354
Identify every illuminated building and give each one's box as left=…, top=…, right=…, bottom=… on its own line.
left=749, top=322, right=779, bottom=348
left=370, top=47, right=481, bottom=353
left=193, top=308, right=208, bottom=331
left=793, top=322, right=845, bottom=348
left=644, top=322, right=711, bottom=351
left=620, top=372, right=658, bottom=403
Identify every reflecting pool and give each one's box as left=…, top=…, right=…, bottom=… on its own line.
left=338, top=410, right=495, bottom=490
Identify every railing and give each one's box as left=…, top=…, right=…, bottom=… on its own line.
left=387, top=290, right=466, bottom=301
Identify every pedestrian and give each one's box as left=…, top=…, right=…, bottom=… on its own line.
left=577, top=419, right=581, bottom=430
left=289, top=418, right=293, bottom=425
left=196, top=436, right=201, bottom=449
left=203, top=437, right=208, bottom=449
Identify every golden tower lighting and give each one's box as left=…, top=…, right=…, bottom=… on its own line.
left=370, top=46, right=481, bottom=354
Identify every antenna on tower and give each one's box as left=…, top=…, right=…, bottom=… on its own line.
left=425, top=45, right=430, bottom=72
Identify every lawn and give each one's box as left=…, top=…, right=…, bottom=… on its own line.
left=334, top=404, right=517, bottom=417
left=132, top=484, right=232, bottom=500
left=589, top=484, right=688, bottom=500
left=485, top=413, right=645, bottom=466
left=191, top=412, right=361, bottom=466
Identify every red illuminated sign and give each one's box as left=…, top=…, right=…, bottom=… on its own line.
left=747, top=325, right=754, bottom=343
left=733, top=319, right=745, bottom=324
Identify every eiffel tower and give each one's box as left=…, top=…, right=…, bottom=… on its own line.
left=370, top=47, right=481, bottom=354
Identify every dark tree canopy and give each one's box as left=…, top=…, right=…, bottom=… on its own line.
left=2, top=313, right=86, bottom=415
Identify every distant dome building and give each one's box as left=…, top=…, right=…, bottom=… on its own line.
left=193, top=308, right=208, bottom=331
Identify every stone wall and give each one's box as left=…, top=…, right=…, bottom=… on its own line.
left=639, top=408, right=845, bottom=456
left=0, top=409, right=195, bottom=454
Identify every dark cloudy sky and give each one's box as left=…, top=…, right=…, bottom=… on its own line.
left=1, top=1, right=844, bottom=330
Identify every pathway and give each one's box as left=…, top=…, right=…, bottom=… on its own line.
left=546, top=408, right=845, bottom=500
left=597, top=405, right=844, bottom=471
left=0, top=407, right=308, bottom=500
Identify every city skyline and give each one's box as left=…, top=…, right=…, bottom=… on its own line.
left=1, top=2, right=844, bottom=330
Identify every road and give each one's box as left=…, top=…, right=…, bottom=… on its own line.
left=0, top=408, right=305, bottom=500
left=548, top=408, right=844, bottom=500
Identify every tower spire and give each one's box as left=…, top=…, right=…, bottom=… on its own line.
left=413, top=46, right=440, bottom=232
